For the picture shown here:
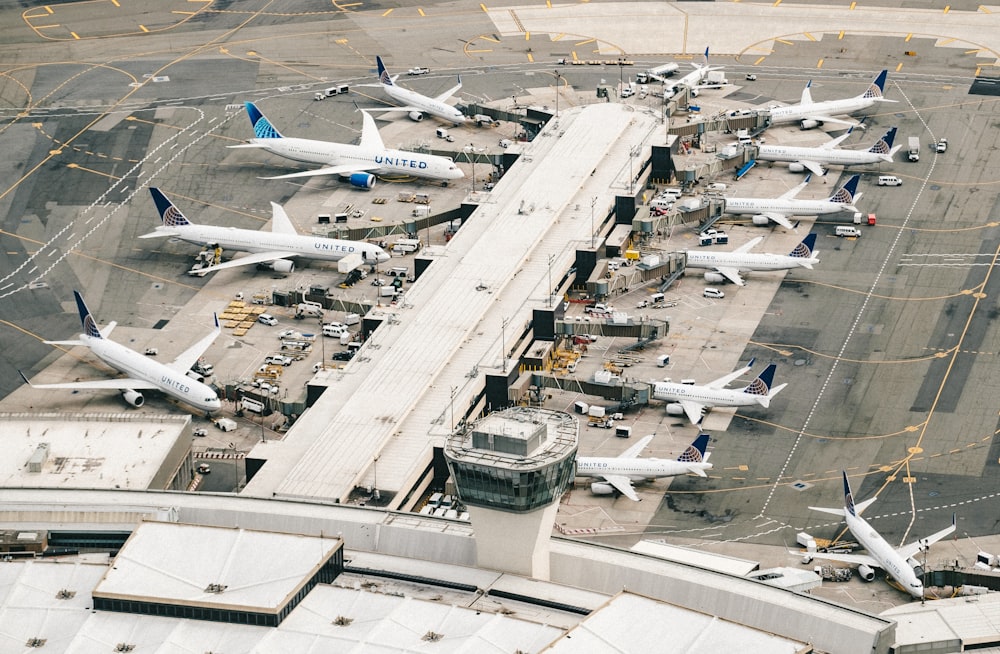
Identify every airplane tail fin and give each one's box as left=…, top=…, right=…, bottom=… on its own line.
left=868, top=126, right=897, bottom=156
left=789, top=233, right=818, bottom=261
left=678, top=434, right=710, bottom=464
left=862, top=70, right=889, bottom=100
left=829, top=174, right=861, bottom=205
left=376, top=55, right=394, bottom=87
left=842, top=470, right=857, bottom=517
left=149, top=188, right=193, bottom=228
left=743, top=363, right=778, bottom=402
left=72, top=290, right=103, bottom=339
left=700, top=47, right=709, bottom=69
left=245, top=102, right=283, bottom=139
left=800, top=80, right=814, bottom=106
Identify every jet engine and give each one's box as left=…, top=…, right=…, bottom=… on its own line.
left=800, top=119, right=820, bottom=130
left=857, top=563, right=876, bottom=582
left=703, top=272, right=726, bottom=284
left=590, top=482, right=616, bottom=496
left=787, top=162, right=805, bottom=173
left=690, top=88, right=699, bottom=98
left=665, top=403, right=685, bottom=416
left=751, top=215, right=771, bottom=226
left=408, top=111, right=424, bottom=122
left=257, top=260, right=295, bottom=273
left=349, top=173, right=376, bottom=189
left=122, top=390, right=144, bottom=408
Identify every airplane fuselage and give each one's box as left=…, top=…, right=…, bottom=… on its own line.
left=651, top=383, right=765, bottom=409
left=769, top=96, right=877, bottom=125
left=845, top=510, right=925, bottom=598
left=757, top=144, right=887, bottom=168
left=685, top=250, right=818, bottom=273
left=249, top=136, right=463, bottom=181
left=152, top=224, right=389, bottom=264
left=85, top=334, right=221, bottom=413
left=576, top=457, right=710, bottom=481
left=383, top=84, right=466, bottom=124
left=724, top=197, right=850, bottom=218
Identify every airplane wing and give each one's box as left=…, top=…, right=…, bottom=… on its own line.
left=796, top=160, right=827, bottom=177
left=760, top=212, right=795, bottom=230
left=260, top=163, right=379, bottom=181
left=434, top=82, right=462, bottom=103
left=599, top=474, right=639, bottom=502
left=732, top=236, right=764, bottom=254
left=678, top=400, right=706, bottom=425
left=821, top=130, right=854, bottom=149
left=269, top=202, right=297, bottom=235
left=704, top=359, right=755, bottom=389
left=168, top=314, right=221, bottom=374
left=790, top=549, right=882, bottom=569
left=619, top=434, right=655, bottom=459
left=188, top=251, right=299, bottom=275
left=896, top=517, right=957, bottom=560
left=801, top=114, right=861, bottom=129
left=711, top=266, right=745, bottom=286
left=779, top=177, right=811, bottom=201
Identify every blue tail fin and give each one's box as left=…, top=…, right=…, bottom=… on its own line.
left=790, top=233, right=817, bottom=258
left=863, top=70, right=888, bottom=99
left=377, top=56, right=393, bottom=86
left=829, top=175, right=860, bottom=204
left=149, top=188, right=193, bottom=227
left=869, top=127, right=896, bottom=154
left=245, top=102, right=282, bottom=139
left=73, top=290, right=102, bottom=339
left=678, top=434, right=710, bottom=463
left=842, top=471, right=857, bottom=517
left=743, top=364, right=776, bottom=396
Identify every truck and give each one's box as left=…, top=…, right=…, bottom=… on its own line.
left=635, top=62, right=679, bottom=84
left=907, top=136, right=920, bottom=162
left=703, top=70, right=728, bottom=87
left=313, top=84, right=349, bottom=101
left=294, top=302, right=324, bottom=319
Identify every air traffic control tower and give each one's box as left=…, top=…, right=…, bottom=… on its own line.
left=444, top=407, right=577, bottom=580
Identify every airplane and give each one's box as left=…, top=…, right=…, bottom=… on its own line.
left=685, top=233, right=820, bottom=286
left=372, top=55, right=466, bottom=125
left=723, top=174, right=863, bottom=229
left=576, top=433, right=713, bottom=501
left=757, top=126, right=901, bottom=176
left=767, top=70, right=896, bottom=130
left=19, top=291, right=222, bottom=414
left=796, top=471, right=957, bottom=599
left=229, top=102, right=465, bottom=184
left=140, top=188, right=390, bottom=275
left=660, top=48, right=724, bottom=99
left=651, top=358, right=787, bottom=424
left=636, top=62, right=680, bottom=84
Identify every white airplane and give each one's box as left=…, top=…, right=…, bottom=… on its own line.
left=797, top=471, right=957, bottom=599
left=19, top=291, right=222, bottom=413
left=576, top=434, right=713, bottom=501
left=372, top=56, right=466, bottom=125
left=768, top=70, right=895, bottom=130
left=723, top=174, right=862, bottom=229
left=139, top=188, right=390, bottom=275
left=230, top=102, right=465, bottom=184
left=652, top=358, right=787, bottom=424
left=686, top=233, right=819, bottom=286
left=661, top=47, right=724, bottom=98
left=758, top=126, right=901, bottom=176
left=637, top=62, right=680, bottom=83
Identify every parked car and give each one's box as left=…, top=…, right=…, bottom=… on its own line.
left=407, top=66, right=429, bottom=75
left=745, top=73, right=757, bottom=81
left=332, top=350, right=355, bottom=361
left=934, top=138, right=948, bottom=153
left=703, top=288, right=725, bottom=299
left=258, top=313, right=278, bottom=326
left=264, top=354, right=293, bottom=366
left=197, top=463, right=211, bottom=474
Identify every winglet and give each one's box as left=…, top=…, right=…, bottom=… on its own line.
left=746, top=357, right=756, bottom=369
left=213, top=312, right=220, bottom=330
left=245, top=101, right=283, bottom=139
left=18, top=370, right=33, bottom=387
left=377, top=55, right=393, bottom=87
left=149, top=188, right=193, bottom=227
left=803, top=173, right=812, bottom=185
left=73, top=291, right=102, bottom=339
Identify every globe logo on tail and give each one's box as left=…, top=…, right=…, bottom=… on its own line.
left=830, top=186, right=854, bottom=204
left=677, top=444, right=705, bottom=464
left=862, top=82, right=883, bottom=99
left=380, top=69, right=392, bottom=86
left=83, top=313, right=101, bottom=339
left=744, top=376, right=769, bottom=396
left=254, top=117, right=281, bottom=140
left=870, top=138, right=890, bottom=155
left=790, top=242, right=811, bottom=258
left=163, top=205, right=188, bottom=227
left=846, top=490, right=856, bottom=516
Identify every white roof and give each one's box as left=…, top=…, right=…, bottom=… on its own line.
left=882, top=593, right=1000, bottom=648
left=94, top=521, right=341, bottom=611
left=632, top=540, right=760, bottom=576
left=542, top=591, right=809, bottom=653
left=244, top=103, right=662, bottom=506
left=0, top=412, right=189, bottom=490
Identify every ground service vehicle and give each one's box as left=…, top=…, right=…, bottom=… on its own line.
left=907, top=136, right=920, bottom=162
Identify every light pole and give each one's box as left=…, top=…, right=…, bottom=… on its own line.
left=590, top=196, right=597, bottom=248
left=554, top=70, right=561, bottom=118
left=547, top=254, right=555, bottom=307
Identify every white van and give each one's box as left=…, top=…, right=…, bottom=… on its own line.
left=240, top=397, right=265, bottom=414
left=323, top=323, right=348, bottom=337
left=836, top=226, right=862, bottom=238
left=391, top=239, right=421, bottom=255
left=703, top=288, right=725, bottom=299
left=877, top=175, right=902, bottom=186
